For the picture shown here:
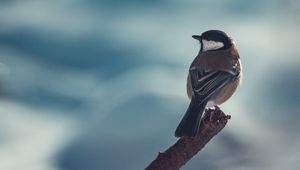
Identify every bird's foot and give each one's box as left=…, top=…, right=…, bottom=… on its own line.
left=206, top=106, right=220, bottom=111
left=206, top=106, right=221, bottom=121
left=204, top=106, right=225, bottom=122
left=214, top=105, right=221, bottom=111
left=210, top=105, right=220, bottom=110
left=200, top=106, right=231, bottom=131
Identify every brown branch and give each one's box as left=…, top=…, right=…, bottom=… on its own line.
left=145, top=108, right=231, bottom=170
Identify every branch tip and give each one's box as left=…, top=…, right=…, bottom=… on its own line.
left=145, top=108, right=230, bottom=170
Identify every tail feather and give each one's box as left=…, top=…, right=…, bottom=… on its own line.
left=175, top=98, right=207, bottom=137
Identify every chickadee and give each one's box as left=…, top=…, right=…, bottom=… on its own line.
left=175, top=30, right=242, bottom=137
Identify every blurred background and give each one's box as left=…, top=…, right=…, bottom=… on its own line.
left=0, top=0, right=300, bottom=170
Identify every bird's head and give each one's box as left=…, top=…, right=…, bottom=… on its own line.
left=192, top=30, right=234, bottom=52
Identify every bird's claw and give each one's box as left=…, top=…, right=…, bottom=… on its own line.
left=214, top=106, right=221, bottom=111
left=205, top=106, right=222, bottom=121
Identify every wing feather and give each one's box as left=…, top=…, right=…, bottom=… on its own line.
left=189, top=68, right=236, bottom=103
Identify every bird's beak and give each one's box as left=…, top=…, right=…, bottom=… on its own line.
left=192, top=35, right=202, bottom=40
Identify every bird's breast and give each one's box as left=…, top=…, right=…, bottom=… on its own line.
left=211, top=76, right=241, bottom=105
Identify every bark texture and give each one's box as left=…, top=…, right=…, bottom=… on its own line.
left=145, top=108, right=231, bottom=170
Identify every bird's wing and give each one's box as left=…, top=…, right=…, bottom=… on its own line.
left=189, top=67, right=238, bottom=103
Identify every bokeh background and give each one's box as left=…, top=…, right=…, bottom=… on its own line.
left=1, top=0, right=300, bottom=170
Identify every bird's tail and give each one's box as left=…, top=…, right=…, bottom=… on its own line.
left=175, top=98, right=207, bottom=137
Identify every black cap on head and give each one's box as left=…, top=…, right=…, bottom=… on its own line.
left=193, top=30, right=233, bottom=51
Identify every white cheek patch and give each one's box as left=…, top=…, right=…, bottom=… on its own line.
left=202, top=39, right=224, bottom=52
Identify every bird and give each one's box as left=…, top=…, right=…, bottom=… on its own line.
left=175, top=30, right=242, bottom=137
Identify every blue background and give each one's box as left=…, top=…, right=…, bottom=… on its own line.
left=0, top=0, right=300, bottom=170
